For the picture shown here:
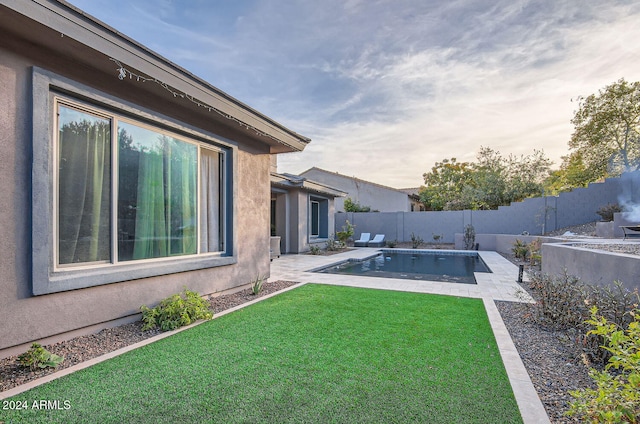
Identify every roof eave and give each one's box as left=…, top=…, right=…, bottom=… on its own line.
left=7, top=0, right=309, bottom=153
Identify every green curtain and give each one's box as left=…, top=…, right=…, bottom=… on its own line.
left=120, top=125, right=196, bottom=261
left=58, top=107, right=111, bottom=265
left=132, top=148, right=168, bottom=259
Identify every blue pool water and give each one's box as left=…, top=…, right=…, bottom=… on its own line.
left=316, top=250, right=491, bottom=284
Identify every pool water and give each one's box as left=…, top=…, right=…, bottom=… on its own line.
left=316, top=250, right=491, bottom=284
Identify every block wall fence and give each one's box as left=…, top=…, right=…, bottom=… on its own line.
left=335, top=172, right=640, bottom=244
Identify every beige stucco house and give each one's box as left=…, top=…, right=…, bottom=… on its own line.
left=270, top=159, right=346, bottom=254
left=299, top=167, right=421, bottom=212
left=0, top=0, right=309, bottom=357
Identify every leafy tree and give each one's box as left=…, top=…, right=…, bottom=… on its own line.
left=419, top=148, right=551, bottom=211
left=544, top=151, right=600, bottom=194
left=503, top=149, right=551, bottom=203
left=343, top=197, right=371, bottom=212
left=419, top=158, right=474, bottom=210
left=466, top=147, right=508, bottom=209
left=568, top=78, right=640, bottom=180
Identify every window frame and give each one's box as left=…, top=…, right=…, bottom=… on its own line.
left=310, top=200, right=320, bottom=237
left=308, top=196, right=329, bottom=239
left=32, top=67, right=237, bottom=295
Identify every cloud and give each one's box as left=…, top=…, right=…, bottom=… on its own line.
left=68, top=0, right=640, bottom=188
left=278, top=1, right=640, bottom=187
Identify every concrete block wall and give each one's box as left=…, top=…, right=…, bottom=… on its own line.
left=336, top=172, right=639, bottom=243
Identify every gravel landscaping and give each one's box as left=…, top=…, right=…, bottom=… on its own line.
left=496, top=283, right=595, bottom=423
left=1, top=221, right=631, bottom=423
left=0, top=280, right=299, bottom=393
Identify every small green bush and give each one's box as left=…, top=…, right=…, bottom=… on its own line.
left=18, top=343, right=64, bottom=370
left=528, top=238, right=542, bottom=267
left=335, top=220, right=355, bottom=247
left=309, top=245, right=321, bottom=255
left=386, top=239, right=398, bottom=248
left=529, top=273, right=637, bottom=364
left=511, top=239, right=530, bottom=261
left=326, top=235, right=340, bottom=251
left=463, top=224, right=475, bottom=250
left=410, top=232, right=424, bottom=249
left=141, top=288, right=213, bottom=331
left=251, top=276, right=265, bottom=295
left=567, top=304, right=640, bottom=423
left=343, top=198, right=371, bottom=212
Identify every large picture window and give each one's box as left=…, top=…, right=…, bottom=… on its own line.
left=56, top=99, right=225, bottom=269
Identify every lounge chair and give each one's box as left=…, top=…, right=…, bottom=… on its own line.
left=354, top=232, right=371, bottom=247
left=367, top=234, right=385, bottom=247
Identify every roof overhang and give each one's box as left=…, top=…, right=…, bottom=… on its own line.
left=1, top=0, right=310, bottom=153
left=270, top=173, right=347, bottom=198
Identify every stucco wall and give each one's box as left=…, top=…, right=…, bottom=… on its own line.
left=0, top=42, right=271, bottom=353
left=301, top=168, right=410, bottom=212
left=542, top=244, right=640, bottom=291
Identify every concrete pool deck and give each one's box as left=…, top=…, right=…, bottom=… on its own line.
left=269, top=248, right=550, bottom=424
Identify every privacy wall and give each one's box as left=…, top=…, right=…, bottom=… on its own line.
left=335, top=172, right=640, bottom=244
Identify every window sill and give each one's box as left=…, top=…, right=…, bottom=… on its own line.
left=33, top=255, right=236, bottom=295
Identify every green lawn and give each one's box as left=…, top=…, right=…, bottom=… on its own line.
left=0, top=284, right=522, bottom=423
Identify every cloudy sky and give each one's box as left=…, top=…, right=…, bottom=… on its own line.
left=68, top=0, right=640, bottom=188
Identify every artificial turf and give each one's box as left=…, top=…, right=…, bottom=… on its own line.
left=0, top=284, right=522, bottom=423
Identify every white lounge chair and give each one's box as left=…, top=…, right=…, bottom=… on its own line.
left=354, top=232, right=371, bottom=247
left=367, top=234, right=385, bottom=247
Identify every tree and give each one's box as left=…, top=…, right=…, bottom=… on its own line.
left=503, top=149, right=551, bottom=203
left=419, top=148, right=552, bottom=211
left=466, top=147, right=507, bottom=209
left=419, top=158, right=474, bottom=210
left=343, top=197, right=371, bottom=212
left=569, top=78, right=640, bottom=180
left=544, top=151, right=598, bottom=194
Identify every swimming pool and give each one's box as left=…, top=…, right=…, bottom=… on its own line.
left=315, top=250, right=491, bottom=284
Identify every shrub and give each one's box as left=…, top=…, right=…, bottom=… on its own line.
left=463, top=224, right=475, bottom=250
left=567, top=303, right=640, bottom=423
left=251, top=275, right=265, bottom=295
left=528, top=238, right=542, bottom=267
left=18, top=343, right=64, bottom=370
left=529, top=272, right=589, bottom=329
left=386, top=239, right=398, bottom=248
left=141, top=288, right=213, bottom=331
left=596, top=203, right=622, bottom=222
left=529, top=273, right=638, bottom=364
left=410, top=232, right=424, bottom=249
left=326, top=235, right=340, bottom=251
left=309, top=245, right=321, bottom=255
left=344, top=197, right=371, bottom=212
left=511, top=239, right=530, bottom=261
left=432, top=234, right=443, bottom=244
left=335, top=220, right=355, bottom=247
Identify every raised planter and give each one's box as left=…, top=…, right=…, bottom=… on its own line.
left=542, top=243, right=640, bottom=291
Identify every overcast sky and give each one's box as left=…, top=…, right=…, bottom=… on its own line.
left=68, top=0, right=640, bottom=188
